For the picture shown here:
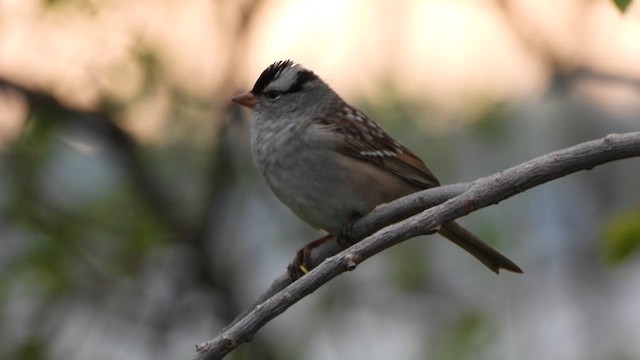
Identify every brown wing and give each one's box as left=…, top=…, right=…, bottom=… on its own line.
left=314, top=106, right=440, bottom=189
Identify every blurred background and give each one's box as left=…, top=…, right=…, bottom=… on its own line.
left=1, top=0, right=640, bottom=359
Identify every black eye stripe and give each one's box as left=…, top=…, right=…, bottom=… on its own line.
left=286, top=70, right=317, bottom=93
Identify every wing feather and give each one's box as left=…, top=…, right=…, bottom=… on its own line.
left=314, top=106, right=440, bottom=189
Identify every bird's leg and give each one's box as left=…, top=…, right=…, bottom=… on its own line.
left=288, top=214, right=363, bottom=281
left=288, top=234, right=333, bottom=280
left=336, top=213, right=362, bottom=248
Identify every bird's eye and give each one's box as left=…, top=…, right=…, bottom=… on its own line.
left=264, top=90, right=281, bottom=100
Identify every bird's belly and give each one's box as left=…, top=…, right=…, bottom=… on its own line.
left=262, top=148, right=416, bottom=235
left=262, top=149, right=369, bottom=234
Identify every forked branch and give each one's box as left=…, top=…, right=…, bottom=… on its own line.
left=194, top=132, right=640, bottom=360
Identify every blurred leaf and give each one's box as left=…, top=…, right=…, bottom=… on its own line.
left=2, top=114, right=168, bottom=297
left=470, top=102, right=510, bottom=142
left=613, top=0, right=633, bottom=12
left=1, top=338, right=46, bottom=360
left=40, top=0, right=101, bottom=14
left=433, top=311, right=493, bottom=360
left=42, top=0, right=66, bottom=5
left=387, top=242, right=429, bottom=292
left=603, top=210, right=640, bottom=265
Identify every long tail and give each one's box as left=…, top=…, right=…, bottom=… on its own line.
left=438, top=221, right=522, bottom=274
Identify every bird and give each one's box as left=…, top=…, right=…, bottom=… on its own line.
left=231, top=60, right=522, bottom=275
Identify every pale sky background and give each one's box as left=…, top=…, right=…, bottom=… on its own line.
left=1, top=0, right=639, bottom=143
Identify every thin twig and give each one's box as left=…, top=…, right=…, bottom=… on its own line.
left=194, top=132, right=640, bottom=360
left=224, top=182, right=470, bottom=327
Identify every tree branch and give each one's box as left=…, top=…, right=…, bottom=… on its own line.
left=194, top=132, right=640, bottom=360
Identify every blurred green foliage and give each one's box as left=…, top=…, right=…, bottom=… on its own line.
left=1, top=339, right=46, bottom=360
left=1, top=106, right=168, bottom=297
left=469, top=102, right=511, bottom=143
left=431, top=311, right=493, bottom=360
left=603, top=210, right=640, bottom=265
left=388, top=242, right=430, bottom=292
left=613, top=0, right=633, bottom=12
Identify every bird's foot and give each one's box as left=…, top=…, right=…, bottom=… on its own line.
left=288, top=234, right=333, bottom=281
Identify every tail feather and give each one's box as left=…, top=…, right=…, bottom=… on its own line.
left=438, top=222, right=522, bottom=274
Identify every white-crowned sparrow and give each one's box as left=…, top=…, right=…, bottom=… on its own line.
left=232, top=60, right=521, bottom=274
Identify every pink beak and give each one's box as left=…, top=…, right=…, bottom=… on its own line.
left=231, top=91, right=258, bottom=108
